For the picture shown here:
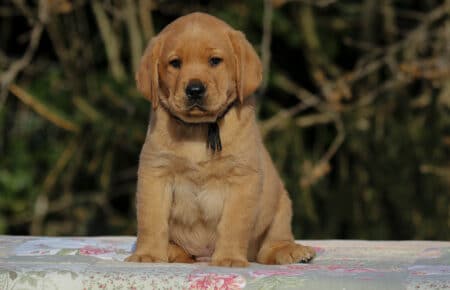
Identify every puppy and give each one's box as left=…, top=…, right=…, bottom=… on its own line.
left=126, top=12, right=315, bottom=267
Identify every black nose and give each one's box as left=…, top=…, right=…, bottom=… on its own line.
left=185, top=80, right=206, bottom=101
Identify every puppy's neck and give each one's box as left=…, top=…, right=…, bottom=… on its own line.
left=149, top=97, right=256, bottom=156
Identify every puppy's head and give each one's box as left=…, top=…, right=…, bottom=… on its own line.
left=136, top=12, right=262, bottom=123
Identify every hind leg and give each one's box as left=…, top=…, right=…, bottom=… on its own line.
left=168, top=242, right=195, bottom=263
left=257, top=192, right=315, bottom=264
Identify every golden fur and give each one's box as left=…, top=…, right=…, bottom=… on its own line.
left=126, top=12, right=315, bottom=267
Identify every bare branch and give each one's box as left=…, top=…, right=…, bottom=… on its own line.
left=348, top=2, right=449, bottom=86
left=1, top=0, right=49, bottom=104
left=125, top=0, right=144, bottom=74
left=139, top=0, right=155, bottom=41
left=8, top=84, right=80, bottom=132
left=11, top=0, right=36, bottom=24
left=257, top=0, right=273, bottom=100
left=91, top=0, right=126, bottom=82
left=295, top=113, right=335, bottom=127
left=260, top=72, right=323, bottom=136
left=1, top=25, right=43, bottom=87
left=319, top=117, right=345, bottom=165
left=276, top=0, right=338, bottom=8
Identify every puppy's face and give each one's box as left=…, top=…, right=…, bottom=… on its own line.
left=158, top=24, right=235, bottom=123
left=137, top=13, right=262, bottom=123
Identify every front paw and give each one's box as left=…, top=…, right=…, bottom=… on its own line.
left=210, top=257, right=249, bottom=267
left=125, top=253, right=168, bottom=263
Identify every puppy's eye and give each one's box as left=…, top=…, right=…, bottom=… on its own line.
left=169, top=59, right=181, bottom=69
left=209, top=57, right=223, bottom=67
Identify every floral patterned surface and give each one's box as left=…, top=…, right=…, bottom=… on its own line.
left=0, top=236, right=449, bottom=289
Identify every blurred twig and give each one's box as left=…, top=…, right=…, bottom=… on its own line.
left=296, top=113, right=335, bottom=127
left=42, top=138, right=79, bottom=193
left=0, top=23, right=44, bottom=88
left=420, top=165, right=450, bottom=186
left=260, top=73, right=322, bottom=136
left=125, top=0, right=144, bottom=73
left=274, top=0, right=338, bottom=8
left=258, top=0, right=273, bottom=100
left=1, top=0, right=48, bottom=105
left=139, top=0, right=155, bottom=41
left=8, top=84, right=80, bottom=132
left=381, top=0, right=397, bottom=42
left=265, top=70, right=345, bottom=188
left=350, top=2, right=449, bottom=87
left=73, top=96, right=104, bottom=122
left=32, top=137, right=79, bottom=234
left=91, top=0, right=126, bottom=82
left=11, top=0, right=36, bottom=24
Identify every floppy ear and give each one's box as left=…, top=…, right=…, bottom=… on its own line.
left=136, top=36, right=163, bottom=109
left=228, top=30, right=263, bottom=102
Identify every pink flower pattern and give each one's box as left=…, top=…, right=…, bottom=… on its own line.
left=79, top=245, right=114, bottom=256
left=5, top=237, right=449, bottom=290
left=188, top=272, right=246, bottom=289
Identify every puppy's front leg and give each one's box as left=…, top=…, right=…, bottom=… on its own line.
left=126, top=171, right=172, bottom=263
left=211, top=174, right=258, bottom=267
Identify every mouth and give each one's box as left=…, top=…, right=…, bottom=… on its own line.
left=172, top=104, right=218, bottom=123
left=164, top=95, right=234, bottom=124
left=187, top=103, right=208, bottom=112
left=185, top=103, right=213, bottom=116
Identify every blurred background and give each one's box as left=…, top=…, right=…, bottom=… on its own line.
left=0, top=0, right=449, bottom=240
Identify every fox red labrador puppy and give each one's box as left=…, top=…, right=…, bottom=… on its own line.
left=126, top=12, right=315, bottom=267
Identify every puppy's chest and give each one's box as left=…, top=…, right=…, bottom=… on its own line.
left=170, top=175, right=226, bottom=226
left=148, top=152, right=254, bottom=225
left=168, top=157, right=234, bottom=226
